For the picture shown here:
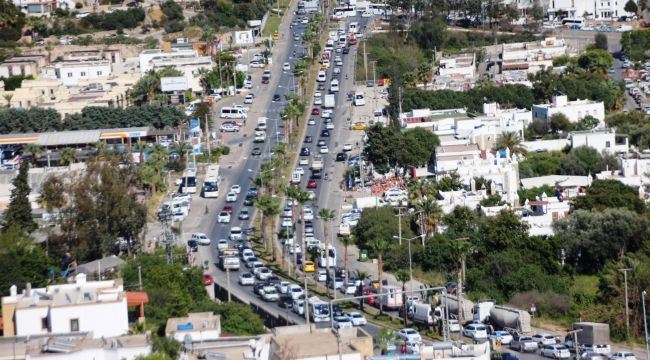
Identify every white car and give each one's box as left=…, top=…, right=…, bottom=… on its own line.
left=307, top=119, right=316, bottom=126
left=299, top=157, right=310, bottom=166
left=244, top=81, right=253, bottom=89
left=217, top=239, right=229, bottom=251
left=230, top=185, right=241, bottom=194
left=262, top=287, right=279, bottom=301
left=191, top=232, right=211, bottom=245
left=340, top=282, right=356, bottom=295
left=303, top=207, right=314, bottom=221
left=314, top=96, right=323, bottom=105
left=532, top=334, right=558, bottom=346
left=238, top=272, right=255, bottom=285
left=463, top=323, right=488, bottom=340
left=342, top=143, right=353, bottom=151
left=229, top=226, right=243, bottom=241
left=294, top=167, right=305, bottom=175
left=281, top=217, right=293, bottom=228
left=217, top=211, right=231, bottom=223
left=283, top=62, right=291, bottom=71
left=448, top=319, right=461, bottom=332
left=289, top=243, right=301, bottom=254
left=361, top=11, right=373, bottom=17
left=319, top=146, right=329, bottom=154
left=316, top=270, right=327, bottom=282
left=314, top=91, right=322, bottom=98
left=301, top=18, right=308, bottom=24
left=348, top=312, right=367, bottom=326
left=335, top=60, right=343, bottom=66
left=244, top=94, right=254, bottom=104
left=289, top=284, right=304, bottom=300
left=321, top=109, right=332, bottom=118
left=489, top=331, right=514, bottom=345
left=256, top=267, right=273, bottom=280
left=226, top=192, right=237, bottom=202
left=397, top=328, right=421, bottom=343
left=333, top=316, right=353, bottom=329
left=282, top=207, right=293, bottom=217
left=307, top=191, right=316, bottom=200
left=541, top=345, right=570, bottom=359
left=277, top=281, right=291, bottom=294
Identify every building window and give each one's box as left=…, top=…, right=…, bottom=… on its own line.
left=97, top=71, right=102, bottom=76
left=606, top=141, right=611, bottom=148
left=67, top=72, right=73, bottom=78
left=41, top=317, right=48, bottom=330
left=80, top=72, right=86, bottom=77
left=70, top=318, right=79, bottom=332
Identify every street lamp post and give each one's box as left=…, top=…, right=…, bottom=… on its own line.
left=643, top=290, right=649, bottom=360
left=392, top=234, right=425, bottom=292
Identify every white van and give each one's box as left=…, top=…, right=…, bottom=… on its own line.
left=349, top=22, right=359, bottom=34
left=256, top=117, right=267, bottom=130
left=463, top=323, right=488, bottom=340
left=221, top=107, right=247, bottom=119
left=354, top=92, right=365, bottom=106
left=330, top=79, right=339, bottom=92
left=317, top=70, right=327, bottom=82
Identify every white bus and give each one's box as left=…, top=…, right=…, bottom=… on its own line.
left=202, top=164, right=220, bottom=198
left=220, top=107, right=247, bottom=119
left=334, top=6, right=356, bottom=17
left=180, top=168, right=197, bottom=194
left=561, top=18, right=583, bottom=28
left=369, top=3, right=392, bottom=16
left=348, top=21, right=359, bottom=34
left=318, top=244, right=336, bottom=268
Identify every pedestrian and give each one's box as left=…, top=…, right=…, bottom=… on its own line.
left=402, top=343, right=407, bottom=354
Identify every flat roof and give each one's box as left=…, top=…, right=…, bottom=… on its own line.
left=0, top=126, right=166, bottom=146
left=272, top=328, right=359, bottom=358
left=165, top=312, right=220, bottom=335
left=0, top=333, right=150, bottom=357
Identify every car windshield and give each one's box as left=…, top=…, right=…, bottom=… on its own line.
left=406, top=329, right=416, bottom=334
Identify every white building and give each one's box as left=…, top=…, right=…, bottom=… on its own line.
left=520, top=174, right=593, bottom=199
left=2, top=274, right=130, bottom=339
left=503, top=0, right=638, bottom=19
left=532, top=95, right=605, bottom=125
left=139, top=48, right=212, bottom=91
left=165, top=312, right=221, bottom=343
left=437, top=53, right=476, bottom=80
left=522, top=138, right=570, bottom=153
left=47, top=60, right=113, bottom=86
left=270, top=325, right=373, bottom=360
left=519, top=192, right=571, bottom=236
left=570, top=128, right=628, bottom=154
left=399, top=108, right=467, bottom=130
left=501, top=37, right=567, bottom=76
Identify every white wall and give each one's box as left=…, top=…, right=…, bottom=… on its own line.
left=15, top=306, right=49, bottom=336
left=47, top=299, right=128, bottom=338
left=139, top=49, right=197, bottom=73
left=171, top=329, right=221, bottom=343
left=59, top=62, right=112, bottom=86
left=532, top=101, right=604, bottom=123
left=30, top=346, right=152, bottom=360
left=571, top=131, right=628, bottom=154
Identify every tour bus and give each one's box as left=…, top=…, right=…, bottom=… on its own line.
left=318, top=244, right=337, bottom=268
left=180, top=168, right=197, bottom=194
left=348, top=21, right=359, bottom=34
left=561, top=18, right=583, bottom=28
left=369, top=2, right=392, bottom=16
left=334, top=6, right=356, bottom=17
left=202, top=164, right=220, bottom=198
left=220, top=107, right=248, bottom=119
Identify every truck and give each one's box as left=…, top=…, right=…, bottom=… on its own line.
left=489, top=305, right=532, bottom=335
left=338, top=223, right=351, bottom=236
left=472, top=300, right=496, bottom=323
left=377, top=285, right=403, bottom=310
left=353, top=196, right=387, bottom=210
left=324, top=94, right=336, bottom=109
left=412, top=303, right=443, bottom=326
left=311, top=154, right=323, bottom=170
left=218, top=248, right=241, bottom=271
left=438, top=293, right=475, bottom=323
left=348, top=32, right=357, bottom=45
left=564, top=322, right=610, bottom=353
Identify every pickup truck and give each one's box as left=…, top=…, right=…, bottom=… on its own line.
left=510, top=336, right=538, bottom=353
left=311, top=154, right=323, bottom=170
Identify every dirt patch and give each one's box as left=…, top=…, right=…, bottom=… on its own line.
left=147, top=7, right=165, bottom=24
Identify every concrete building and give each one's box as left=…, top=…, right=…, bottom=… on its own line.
left=437, top=52, right=476, bottom=79
left=0, top=54, right=48, bottom=78
left=399, top=108, right=467, bottom=130
left=519, top=192, right=571, bottom=236
left=46, top=60, right=113, bottom=86
left=501, top=37, right=567, bottom=77
left=1, top=274, right=130, bottom=338
left=520, top=174, right=593, bottom=199
left=532, top=95, right=605, bottom=125
left=139, top=48, right=212, bottom=91
left=435, top=143, right=483, bottom=174
left=522, top=138, right=570, bottom=153
left=63, top=48, right=123, bottom=64
left=504, top=0, right=638, bottom=19
left=165, top=312, right=221, bottom=343
left=0, top=333, right=151, bottom=359
left=269, top=325, right=373, bottom=360
left=570, top=128, right=628, bottom=154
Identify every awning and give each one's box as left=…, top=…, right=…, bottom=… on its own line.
left=126, top=291, right=149, bottom=306
left=502, top=62, right=529, bottom=71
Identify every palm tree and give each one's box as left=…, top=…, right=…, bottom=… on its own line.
left=415, top=197, right=443, bottom=239
left=319, top=208, right=336, bottom=298
left=92, top=140, right=110, bottom=160
left=285, top=185, right=301, bottom=272
left=295, top=190, right=313, bottom=327
left=339, top=235, right=355, bottom=286
left=171, top=141, right=192, bottom=161
left=416, top=62, right=433, bottom=89
left=23, top=144, right=43, bottom=166
left=133, top=140, right=147, bottom=165
left=449, top=238, right=471, bottom=322
left=265, top=197, right=282, bottom=262
left=408, top=178, right=436, bottom=205
left=59, top=148, right=78, bottom=166
left=353, top=269, right=371, bottom=311
left=3, top=93, right=12, bottom=108
left=254, top=195, right=275, bottom=253
left=368, top=238, right=391, bottom=315
left=374, top=328, right=398, bottom=355
left=395, top=269, right=410, bottom=327
left=495, top=131, right=527, bottom=156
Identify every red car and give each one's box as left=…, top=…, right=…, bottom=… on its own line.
left=311, top=108, right=320, bottom=116
left=222, top=206, right=233, bottom=214
left=307, top=180, right=318, bottom=189
left=363, top=289, right=376, bottom=304
left=203, top=274, right=214, bottom=286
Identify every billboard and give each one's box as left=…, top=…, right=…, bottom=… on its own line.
left=161, top=76, right=189, bottom=92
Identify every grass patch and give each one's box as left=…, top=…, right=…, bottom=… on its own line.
left=263, top=14, right=281, bottom=37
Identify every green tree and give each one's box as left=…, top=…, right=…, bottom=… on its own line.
left=624, top=0, right=638, bottom=13
left=395, top=269, right=410, bottom=327
left=58, top=148, right=78, bottom=166
left=319, top=208, right=336, bottom=297
left=559, top=146, right=617, bottom=176
left=363, top=125, right=401, bottom=174
left=0, top=0, right=26, bottom=41
left=575, top=115, right=600, bottom=131
left=415, top=62, right=432, bottom=89
left=398, top=127, right=440, bottom=170
left=374, top=327, right=397, bottom=354
left=4, top=161, right=36, bottom=232
left=594, top=33, right=608, bottom=51
left=161, top=0, right=184, bottom=21
left=354, top=269, right=371, bottom=311
left=577, top=48, right=614, bottom=73
left=409, top=15, right=448, bottom=50
left=38, top=174, right=66, bottom=212
left=353, top=207, right=414, bottom=249
left=518, top=151, right=565, bottom=178
left=340, top=235, right=355, bottom=285
left=0, top=227, right=51, bottom=294
left=494, top=131, right=527, bottom=156
left=415, top=197, right=442, bottom=238
left=22, top=144, right=43, bottom=166
left=504, top=3, right=520, bottom=22
left=549, top=113, right=574, bottom=134
left=368, top=237, right=391, bottom=314
left=573, top=179, right=645, bottom=213
left=531, top=0, right=544, bottom=22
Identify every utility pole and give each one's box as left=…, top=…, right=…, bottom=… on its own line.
left=620, top=268, right=632, bottom=338
left=226, top=268, right=231, bottom=302
left=363, top=41, right=368, bottom=84
left=205, top=114, right=211, bottom=160
left=138, top=265, right=143, bottom=291
left=398, top=87, right=403, bottom=116
left=396, top=207, right=403, bottom=245
left=372, top=61, right=376, bottom=87
left=642, top=291, right=649, bottom=360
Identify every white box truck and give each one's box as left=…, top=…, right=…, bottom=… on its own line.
left=324, top=94, right=336, bottom=109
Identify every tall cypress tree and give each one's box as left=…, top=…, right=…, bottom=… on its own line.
left=4, top=161, right=36, bottom=233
